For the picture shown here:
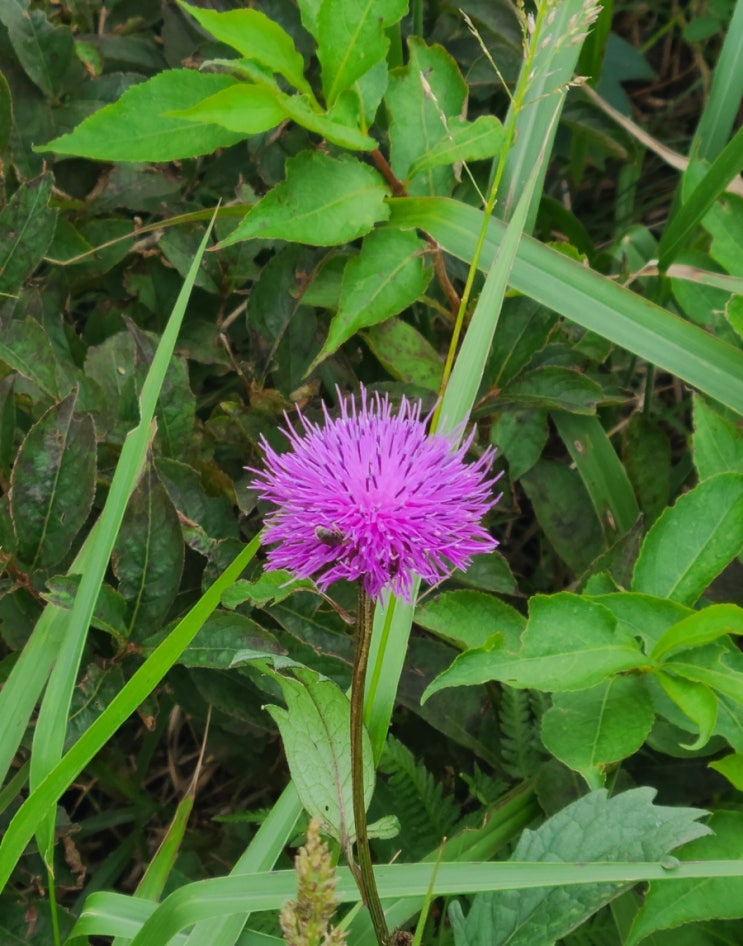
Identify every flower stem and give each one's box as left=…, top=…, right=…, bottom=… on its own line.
left=351, top=587, right=390, bottom=946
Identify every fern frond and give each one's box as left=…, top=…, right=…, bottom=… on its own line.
left=379, top=734, right=460, bottom=859
left=499, top=686, right=546, bottom=779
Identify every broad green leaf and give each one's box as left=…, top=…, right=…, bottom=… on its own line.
left=168, top=83, right=289, bottom=135
left=422, top=593, right=647, bottom=700
left=0, top=172, right=57, bottom=295
left=363, top=318, right=443, bottom=392
left=409, top=115, right=506, bottom=178
left=591, top=592, right=693, bottom=652
left=655, top=673, right=717, bottom=750
left=0, top=316, right=61, bottom=399
left=218, top=151, right=389, bottom=247
left=178, top=2, right=311, bottom=94
left=316, top=0, right=406, bottom=107
left=415, top=590, right=525, bottom=652
left=221, top=572, right=314, bottom=609
left=40, top=70, right=244, bottom=161
left=249, top=660, right=374, bottom=844
left=632, top=473, right=743, bottom=605
left=666, top=640, right=743, bottom=705
left=113, top=461, right=184, bottom=642
left=652, top=603, right=743, bottom=660
left=9, top=391, right=96, bottom=571
left=709, top=753, right=743, bottom=789
left=541, top=677, right=654, bottom=787
left=451, top=788, right=710, bottom=946
left=520, top=460, right=604, bottom=573
left=170, top=611, right=282, bottom=670
left=490, top=409, right=548, bottom=481
left=692, top=393, right=743, bottom=480
left=278, top=94, right=376, bottom=150
left=312, top=229, right=430, bottom=366
left=626, top=811, right=743, bottom=945
left=386, top=39, right=467, bottom=196
left=498, top=366, right=607, bottom=414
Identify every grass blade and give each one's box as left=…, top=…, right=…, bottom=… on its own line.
left=389, top=197, right=743, bottom=416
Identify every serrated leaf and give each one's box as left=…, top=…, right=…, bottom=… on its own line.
left=316, top=0, right=406, bottom=106
left=312, top=229, right=430, bottom=366
left=40, top=70, right=244, bottom=161
left=250, top=660, right=374, bottom=844
left=415, top=590, right=524, bottom=651
left=168, top=83, right=290, bottom=135
left=10, top=391, right=96, bottom=570
left=0, top=172, right=57, bottom=295
left=692, top=394, right=743, bottom=480
left=626, top=811, right=743, bottom=945
left=409, top=115, right=506, bottom=177
left=452, top=788, right=710, bottom=946
left=363, top=318, right=443, bottom=391
left=632, top=473, right=743, bottom=605
left=112, top=461, right=184, bottom=642
left=423, top=593, right=646, bottom=701
left=218, top=151, right=389, bottom=247
left=541, top=677, right=654, bottom=787
left=179, top=1, right=311, bottom=94
left=0, top=317, right=61, bottom=399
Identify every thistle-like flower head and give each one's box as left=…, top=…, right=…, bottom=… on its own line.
left=252, top=386, right=500, bottom=602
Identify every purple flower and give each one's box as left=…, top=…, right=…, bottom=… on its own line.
left=252, top=387, right=501, bottom=602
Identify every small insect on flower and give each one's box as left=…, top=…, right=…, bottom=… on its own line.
left=251, top=385, right=501, bottom=603
left=315, top=525, right=345, bottom=547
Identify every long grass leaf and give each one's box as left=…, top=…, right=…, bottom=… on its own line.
left=69, top=858, right=743, bottom=942
left=389, top=197, right=743, bottom=416
left=0, top=536, right=259, bottom=893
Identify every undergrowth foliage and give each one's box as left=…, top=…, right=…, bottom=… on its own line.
left=0, top=0, right=743, bottom=944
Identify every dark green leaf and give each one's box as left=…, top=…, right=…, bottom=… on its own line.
left=499, top=366, right=605, bottom=414
left=0, top=317, right=61, bottom=399
left=363, top=318, right=443, bottom=392
left=112, top=461, right=184, bottom=641
left=521, top=459, right=604, bottom=573
left=0, top=172, right=56, bottom=295
left=490, top=409, right=548, bottom=480
left=9, top=391, right=96, bottom=569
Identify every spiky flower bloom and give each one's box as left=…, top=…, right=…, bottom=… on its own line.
left=252, top=387, right=500, bottom=602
